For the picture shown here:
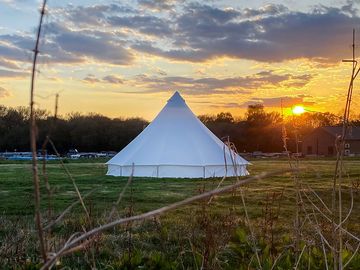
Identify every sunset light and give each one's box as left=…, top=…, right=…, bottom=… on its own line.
left=292, top=105, right=306, bottom=115
left=0, top=1, right=357, bottom=119
left=1, top=1, right=360, bottom=268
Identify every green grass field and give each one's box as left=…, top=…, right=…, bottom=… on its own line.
left=0, top=158, right=359, bottom=269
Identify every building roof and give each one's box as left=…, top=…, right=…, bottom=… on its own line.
left=321, top=126, right=360, bottom=140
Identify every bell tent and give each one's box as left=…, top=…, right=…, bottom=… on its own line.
left=106, top=91, right=249, bottom=178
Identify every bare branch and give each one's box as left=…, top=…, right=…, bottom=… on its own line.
left=312, top=210, right=330, bottom=270
left=48, top=139, right=91, bottom=223
left=302, top=190, right=360, bottom=242
left=43, top=189, right=97, bottom=231
left=294, top=244, right=307, bottom=270
left=343, top=242, right=360, bottom=269
left=41, top=93, right=59, bottom=218
left=335, top=184, right=354, bottom=230
left=207, top=174, right=226, bottom=204
left=227, top=140, right=262, bottom=269
left=304, top=184, right=332, bottom=214
left=29, top=0, right=48, bottom=263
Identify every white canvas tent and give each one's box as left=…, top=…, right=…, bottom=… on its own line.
left=106, top=91, right=249, bottom=178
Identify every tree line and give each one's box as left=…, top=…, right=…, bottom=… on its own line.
left=0, top=104, right=346, bottom=154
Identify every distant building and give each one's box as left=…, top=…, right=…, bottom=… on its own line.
left=302, top=126, right=360, bottom=156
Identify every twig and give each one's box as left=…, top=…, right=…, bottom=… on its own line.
left=43, top=189, right=97, bottom=231
left=294, top=244, right=307, bottom=270
left=207, top=174, right=226, bottom=204
left=227, top=140, right=262, bottom=269
left=41, top=169, right=295, bottom=269
left=298, top=190, right=334, bottom=252
left=332, top=29, right=360, bottom=270
left=48, top=139, right=91, bottom=223
left=311, top=208, right=330, bottom=270
left=282, top=111, right=301, bottom=261
left=41, top=93, right=59, bottom=218
left=335, top=184, right=354, bottom=230
left=301, top=190, right=360, bottom=242
left=270, top=249, right=286, bottom=270
left=239, top=187, right=262, bottom=269
left=29, top=0, right=48, bottom=263
left=304, top=184, right=332, bottom=214
left=188, top=238, right=199, bottom=270
left=343, top=242, right=360, bottom=269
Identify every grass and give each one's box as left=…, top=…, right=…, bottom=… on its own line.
left=1, top=158, right=358, bottom=214
left=0, top=158, right=359, bottom=268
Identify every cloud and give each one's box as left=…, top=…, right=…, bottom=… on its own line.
left=0, top=58, right=20, bottom=69
left=103, top=75, right=124, bottom=84
left=0, top=39, right=31, bottom=62
left=54, top=30, right=133, bottom=65
left=0, top=69, right=28, bottom=77
left=0, top=86, right=10, bottom=98
left=1, top=1, right=358, bottom=68
left=239, top=95, right=316, bottom=108
left=52, top=4, right=136, bottom=27
left=108, top=15, right=172, bottom=36
left=132, top=3, right=360, bottom=63
left=132, top=71, right=312, bottom=94
left=83, top=74, right=101, bottom=84
left=0, top=19, right=134, bottom=66
left=138, top=0, right=176, bottom=11
left=83, top=74, right=124, bottom=84
left=243, top=4, right=289, bottom=17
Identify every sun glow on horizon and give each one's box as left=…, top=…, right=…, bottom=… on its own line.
left=292, top=105, right=306, bottom=115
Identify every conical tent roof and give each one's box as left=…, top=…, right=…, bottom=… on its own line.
left=106, top=91, right=249, bottom=178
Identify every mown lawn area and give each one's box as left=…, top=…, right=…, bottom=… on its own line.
left=0, top=158, right=359, bottom=217
left=0, top=158, right=359, bottom=269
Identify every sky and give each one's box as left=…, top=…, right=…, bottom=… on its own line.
left=1, top=0, right=360, bottom=120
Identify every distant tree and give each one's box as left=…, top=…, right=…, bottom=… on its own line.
left=0, top=104, right=350, bottom=154
left=288, top=112, right=340, bottom=130
left=215, top=112, right=234, bottom=123
left=246, top=104, right=267, bottom=124
left=0, top=106, right=148, bottom=153
left=198, top=114, right=216, bottom=125
left=244, top=104, right=282, bottom=152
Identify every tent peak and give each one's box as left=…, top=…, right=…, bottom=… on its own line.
left=168, top=91, right=185, bottom=106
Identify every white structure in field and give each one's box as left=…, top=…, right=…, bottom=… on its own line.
left=106, top=91, right=249, bottom=178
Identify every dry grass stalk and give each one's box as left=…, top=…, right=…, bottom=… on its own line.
left=107, top=164, right=134, bottom=222
left=270, top=249, right=286, bottom=270
left=43, top=189, right=97, bottom=231
left=301, top=190, right=360, bottom=242
left=48, top=139, right=91, bottom=223
left=311, top=208, right=330, bottom=270
left=206, top=139, right=234, bottom=205
left=40, top=169, right=295, bottom=269
left=227, top=142, right=262, bottom=269
left=343, top=242, right=360, bottom=269
left=304, top=184, right=332, bottom=214
left=332, top=29, right=360, bottom=269
left=294, top=244, right=307, bottom=270
left=29, top=0, right=48, bottom=263
left=41, top=93, right=59, bottom=218
left=282, top=117, right=302, bottom=261
left=299, top=187, right=332, bottom=269
left=335, top=183, right=354, bottom=231
left=206, top=174, right=226, bottom=204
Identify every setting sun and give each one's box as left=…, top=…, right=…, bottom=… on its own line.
left=292, top=105, right=306, bottom=115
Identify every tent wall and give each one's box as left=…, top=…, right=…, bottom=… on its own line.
left=106, top=92, right=249, bottom=178
left=107, top=164, right=249, bottom=178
